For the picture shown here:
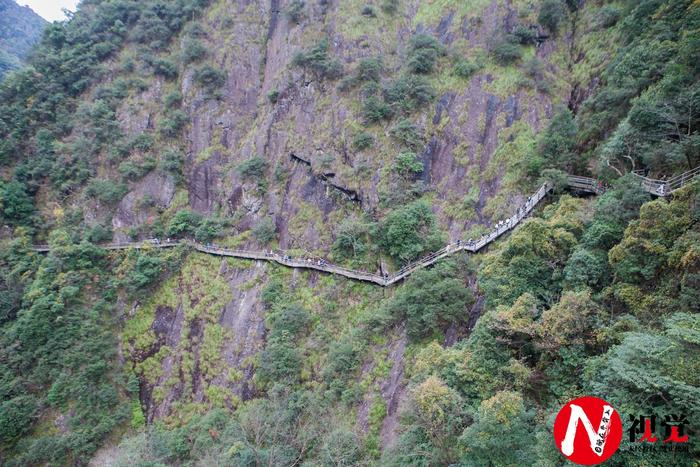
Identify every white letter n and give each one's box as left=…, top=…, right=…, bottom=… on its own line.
left=560, top=404, right=613, bottom=457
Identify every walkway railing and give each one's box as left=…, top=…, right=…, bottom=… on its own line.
left=28, top=167, right=699, bottom=286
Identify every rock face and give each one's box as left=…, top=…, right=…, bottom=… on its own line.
left=113, top=172, right=176, bottom=241
left=119, top=0, right=579, bottom=442
left=104, top=0, right=570, bottom=248
left=133, top=256, right=268, bottom=422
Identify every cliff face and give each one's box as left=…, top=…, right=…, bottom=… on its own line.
left=2, top=0, right=645, bottom=463
left=3, top=0, right=699, bottom=464
left=111, top=0, right=586, bottom=433
left=109, top=0, right=575, bottom=248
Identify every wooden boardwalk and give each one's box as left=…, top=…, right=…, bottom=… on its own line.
left=29, top=168, right=699, bottom=286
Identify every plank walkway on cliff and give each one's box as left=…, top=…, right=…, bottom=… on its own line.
left=29, top=169, right=700, bottom=286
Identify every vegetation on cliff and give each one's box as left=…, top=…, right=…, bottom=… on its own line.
left=0, top=0, right=698, bottom=465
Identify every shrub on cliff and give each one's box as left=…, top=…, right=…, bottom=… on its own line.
left=292, top=39, right=343, bottom=80
left=181, top=38, right=206, bottom=64
left=378, top=199, right=445, bottom=265
left=193, top=64, right=226, bottom=91
left=385, top=74, right=436, bottom=114
left=362, top=96, right=392, bottom=123
left=386, top=260, right=473, bottom=341
left=453, top=59, right=480, bottom=79
left=159, top=110, right=189, bottom=138
left=390, top=119, right=423, bottom=150
left=167, top=209, right=202, bottom=237
left=285, top=0, right=305, bottom=25
left=490, top=37, right=522, bottom=65
left=85, top=179, right=128, bottom=205
left=407, top=33, right=445, bottom=74
left=253, top=218, right=277, bottom=244
left=539, top=0, right=566, bottom=34
left=352, top=132, right=374, bottom=151
left=236, top=156, right=269, bottom=181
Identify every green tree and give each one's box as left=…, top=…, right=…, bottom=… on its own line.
left=378, top=200, right=445, bottom=264
left=384, top=376, right=467, bottom=466
left=459, top=391, right=536, bottom=467
left=538, top=0, right=566, bottom=34
left=0, top=180, right=34, bottom=225
left=538, top=107, right=577, bottom=172
left=386, top=261, right=473, bottom=341
left=332, top=217, right=373, bottom=260
left=167, top=209, right=203, bottom=237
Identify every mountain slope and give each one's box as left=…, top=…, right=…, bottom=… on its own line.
left=0, top=0, right=46, bottom=79
left=0, top=0, right=698, bottom=466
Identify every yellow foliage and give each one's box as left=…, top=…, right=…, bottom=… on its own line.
left=478, top=391, right=524, bottom=427
left=413, top=376, right=452, bottom=426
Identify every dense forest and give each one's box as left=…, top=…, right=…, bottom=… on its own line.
left=0, top=0, right=698, bottom=465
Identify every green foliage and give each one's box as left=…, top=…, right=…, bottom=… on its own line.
left=381, top=0, right=399, bottom=15
left=236, top=156, right=269, bottom=193
left=267, top=89, right=279, bottom=104
left=285, top=0, right=305, bottom=24
left=332, top=217, right=373, bottom=260
left=534, top=106, right=578, bottom=173
left=459, top=391, right=536, bottom=466
left=607, top=184, right=699, bottom=319
left=538, top=0, right=566, bottom=34
left=386, top=261, right=473, bottom=341
left=383, top=376, right=467, bottom=466
left=86, top=224, right=113, bottom=243
left=160, top=148, right=185, bottom=182
left=86, top=179, right=128, bottom=205
left=323, top=334, right=364, bottom=390
left=586, top=313, right=700, bottom=458
left=258, top=300, right=310, bottom=387
left=159, top=109, right=189, bottom=137
left=390, top=119, right=423, bottom=150
left=194, top=218, right=224, bottom=243
left=152, top=58, right=178, bottom=79
left=563, top=177, right=650, bottom=290
left=578, top=0, right=700, bottom=173
left=167, top=209, right=203, bottom=237
left=595, top=6, right=621, bottom=29
left=361, top=5, right=377, bottom=17
left=0, top=180, right=35, bottom=226
left=292, top=39, right=343, bottom=80
left=163, top=90, right=183, bottom=109
left=118, top=157, right=156, bottom=181
left=252, top=218, right=277, bottom=244
left=352, top=132, right=374, bottom=151
left=453, top=59, right=480, bottom=79
left=407, top=33, right=446, bottom=74
left=362, top=96, right=392, bottom=123
left=124, top=251, right=165, bottom=295
left=181, top=38, right=206, bottom=64
left=490, top=37, right=522, bottom=65
left=512, top=24, right=537, bottom=45
left=378, top=199, right=445, bottom=265
left=0, top=233, right=130, bottom=463
left=193, top=64, right=226, bottom=92
left=479, top=197, right=585, bottom=308
left=357, top=57, right=382, bottom=82
left=385, top=74, right=436, bottom=114
left=393, top=152, right=424, bottom=178
left=0, top=396, right=37, bottom=443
